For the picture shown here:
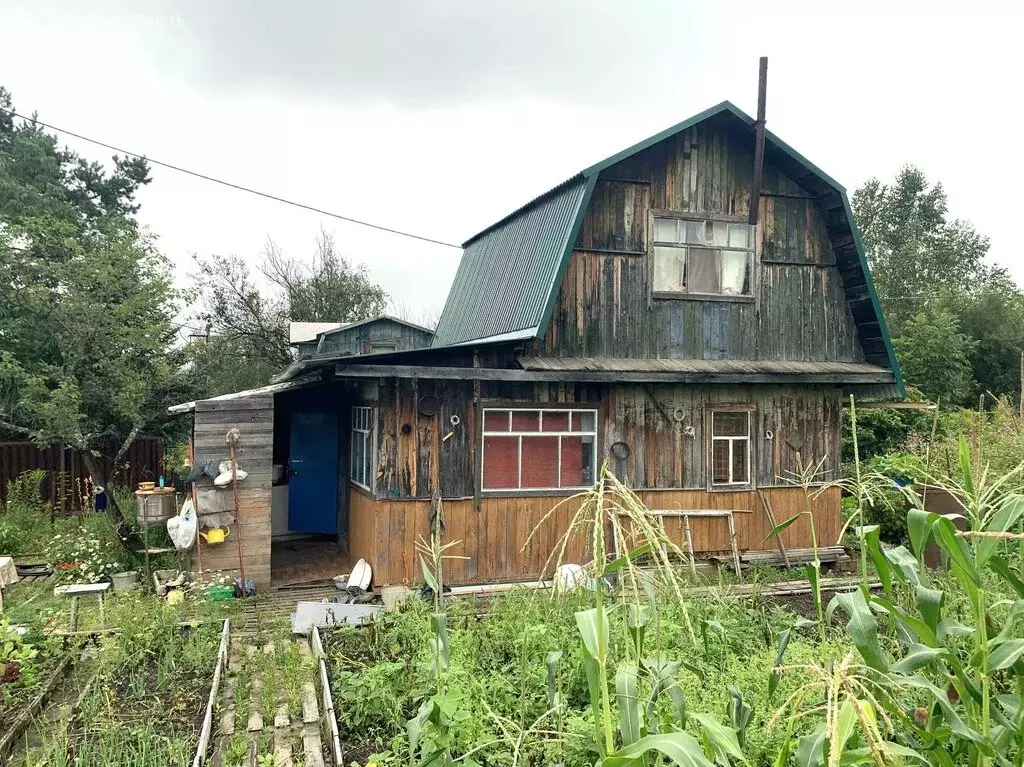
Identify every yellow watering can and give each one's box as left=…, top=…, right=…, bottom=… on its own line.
left=199, top=526, right=230, bottom=545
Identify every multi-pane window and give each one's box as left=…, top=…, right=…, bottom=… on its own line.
left=710, top=410, right=751, bottom=486
left=350, top=406, right=375, bottom=491
left=652, top=217, right=754, bottom=296
left=482, top=408, right=597, bottom=491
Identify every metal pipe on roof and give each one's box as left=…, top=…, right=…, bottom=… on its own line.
left=748, top=57, right=768, bottom=226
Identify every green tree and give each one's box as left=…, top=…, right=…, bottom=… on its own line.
left=852, top=166, right=993, bottom=336
left=190, top=229, right=389, bottom=396
left=0, top=87, right=182, bottom=525
left=893, top=308, right=976, bottom=405
left=952, top=274, right=1024, bottom=400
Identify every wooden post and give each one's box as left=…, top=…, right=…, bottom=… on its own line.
left=748, top=57, right=768, bottom=226
left=227, top=429, right=247, bottom=593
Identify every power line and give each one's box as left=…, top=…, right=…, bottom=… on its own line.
left=0, top=106, right=463, bottom=250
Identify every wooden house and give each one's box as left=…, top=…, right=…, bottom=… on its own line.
left=170, top=101, right=901, bottom=587
left=290, top=316, right=433, bottom=358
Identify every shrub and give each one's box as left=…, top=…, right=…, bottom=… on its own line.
left=0, top=470, right=52, bottom=554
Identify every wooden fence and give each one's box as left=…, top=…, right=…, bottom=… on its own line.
left=0, top=438, right=164, bottom=513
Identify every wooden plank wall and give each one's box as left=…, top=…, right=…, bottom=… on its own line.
left=347, top=486, right=840, bottom=587
left=603, top=383, right=843, bottom=489
left=368, top=378, right=840, bottom=498
left=532, top=119, right=863, bottom=362
left=319, top=318, right=433, bottom=356
left=346, top=378, right=844, bottom=586
left=192, top=396, right=273, bottom=584
left=372, top=378, right=603, bottom=499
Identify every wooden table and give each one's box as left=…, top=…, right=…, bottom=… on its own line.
left=53, top=582, right=111, bottom=631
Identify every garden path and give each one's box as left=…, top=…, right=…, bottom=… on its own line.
left=211, top=632, right=330, bottom=767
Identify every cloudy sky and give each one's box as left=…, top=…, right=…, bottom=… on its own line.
left=2, top=0, right=1021, bottom=329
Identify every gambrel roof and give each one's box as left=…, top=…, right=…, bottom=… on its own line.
left=431, top=101, right=902, bottom=392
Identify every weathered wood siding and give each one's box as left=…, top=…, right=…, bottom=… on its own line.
left=192, top=396, right=273, bottom=584
left=603, top=384, right=842, bottom=489
left=347, top=485, right=840, bottom=586
left=372, top=378, right=603, bottom=499
left=532, top=119, right=863, bottom=362
left=369, top=378, right=840, bottom=498
left=319, top=318, right=433, bottom=356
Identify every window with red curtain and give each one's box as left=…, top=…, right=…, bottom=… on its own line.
left=482, top=408, right=597, bottom=491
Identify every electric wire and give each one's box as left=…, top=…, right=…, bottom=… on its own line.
left=0, top=106, right=463, bottom=250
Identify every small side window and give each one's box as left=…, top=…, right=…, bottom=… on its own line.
left=709, top=410, right=751, bottom=487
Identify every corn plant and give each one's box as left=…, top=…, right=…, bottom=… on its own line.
left=407, top=494, right=473, bottom=767
left=538, top=466, right=751, bottom=765
left=818, top=438, right=1024, bottom=767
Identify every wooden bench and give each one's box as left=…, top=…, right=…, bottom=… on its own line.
left=53, top=582, right=110, bottom=631
left=711, top=546, right=849, bottom=572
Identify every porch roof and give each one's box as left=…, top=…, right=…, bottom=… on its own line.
left=167, top=375, right=323, bottom=415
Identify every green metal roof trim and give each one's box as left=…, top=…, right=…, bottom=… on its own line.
left=431, top=101, right=902, bottom=395
left=432, top=176, right=595, bottom=347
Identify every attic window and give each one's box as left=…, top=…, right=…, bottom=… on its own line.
left=652, top=217, right=753, bottom=297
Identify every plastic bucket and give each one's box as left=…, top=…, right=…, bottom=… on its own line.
left=111, top=571, right=138, bottom=592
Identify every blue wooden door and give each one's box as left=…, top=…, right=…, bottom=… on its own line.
left=288, top=406, right=339, bottom=534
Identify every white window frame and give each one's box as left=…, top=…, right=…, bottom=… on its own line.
left=709, top=409, right=752, bottom=488
left=350, top=406, right=376, bottom=492
left=480, top=408, right=598, bottom=492
left=651, top=215, right=755, bottom=298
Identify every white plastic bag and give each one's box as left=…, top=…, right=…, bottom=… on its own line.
left=167, top=497, right=197, bottom=551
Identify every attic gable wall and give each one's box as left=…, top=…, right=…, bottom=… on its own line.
left=531, top=120, right=865, bottom=362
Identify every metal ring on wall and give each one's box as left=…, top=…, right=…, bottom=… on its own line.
left=672, top=407, right=686, bottom=423
left=765, top=429, right=774, bottom=440
left=450, top=414, right=461, bottom=427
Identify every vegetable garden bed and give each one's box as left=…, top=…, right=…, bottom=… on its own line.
left=321, top=590, right=847, bottom=766
left=20, top=595, right=226, bottom=767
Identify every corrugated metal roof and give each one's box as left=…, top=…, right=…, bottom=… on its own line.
left=431, top=176, right=593, bottom=347
left=517, top=357, right=894, bottom=378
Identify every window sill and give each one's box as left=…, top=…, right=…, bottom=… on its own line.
left=653, top=292, right=754, bottom=304
left=708, top=483, right=754, bottom=493
left=481, top=488, right=591, bottom=498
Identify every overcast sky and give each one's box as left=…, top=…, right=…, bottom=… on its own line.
left=2, top=0, right=1021, bottom=330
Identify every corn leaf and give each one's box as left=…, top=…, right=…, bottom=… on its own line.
left=763, top=512, right=802, bottom=544
left=834, top=699, right=859, bottom=759
left=576, top=607, right=609, bottom=664
left=727, top=685, right=753, bottom=749
left=419, top=554, right=438, bottom=593
left=794, top=729, right=826, bottom=767
left=990, top=556, right=1024, bottom=599
left=828, top=590, right=888, bottom=672
left=605, top=543, right=654, bottom=574
left=690, top=712, right=748, bottom=766
left=916, top=585, right=944, bottom=638
left=978, top=495, right=1024, bottom=568
left=859, top=525, right=892, bottom=598
left=884, top=545, right=921, bottom=587
left=989, top=639, right=1024, bottom=672
left=892, top=644, right=946, bottom=674
left=907, top=508, right=935, bottom=561
left=768, top=628, right=792, bottom=698
left=600, top=732, right=716, bottom=767
left=616, top=663, right=642, bottom=747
